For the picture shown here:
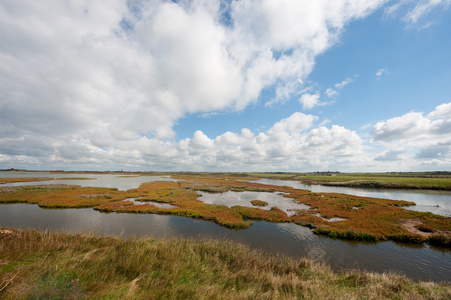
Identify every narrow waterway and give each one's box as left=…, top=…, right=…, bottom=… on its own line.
left=252, top=179, right=451, bottom=217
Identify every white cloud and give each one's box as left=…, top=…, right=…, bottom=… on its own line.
left=334, top=76, right=356, bottom=89
left=376, top=68, right=388, bottom=77
left=386, top=0, right=451, bottom=26
left=198, top=112, right=219, bottom=119
left=0, top=110, right=366, bottom=171
left=324, top=75, right=357, bottom=99
left=299, top=93, right=321, bottom=110
left=374, top=150, right=404, bottom=161
left=0, top=0, right=396, bottom=171
left=325, top=88, right=338, bottom=98
left=370, top=102, right=451, bottom=165
left=403, top=0, right=451, bottom=24
left=268, top=112, right=318, bottom=136
left=428, top=102, right=451, bottom=119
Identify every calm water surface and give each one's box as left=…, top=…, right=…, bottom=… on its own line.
left=197, top=190, right=309, bottom=216
left=253, top=179, right=451, bottom=217
left=1, top=172, right=450, bottom=282
left=0, top=204, right=449, bottom=282
left=0, top=172, right=175, bottom=191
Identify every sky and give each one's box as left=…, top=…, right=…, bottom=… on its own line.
left=1, top=0, right=451, bottom=172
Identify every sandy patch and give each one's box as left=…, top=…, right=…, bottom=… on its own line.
left=399, top=219, right=451, bottom=237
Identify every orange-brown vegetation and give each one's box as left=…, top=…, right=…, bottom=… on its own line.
left=0, top=178, right=53, bottom=184
left=0, top=177, right=93, bottom=185
left=250, top=199, right=268, bottom=207
left=0, top=185, right=129, bottom=208
left=0, top=175, right=450, bottom=246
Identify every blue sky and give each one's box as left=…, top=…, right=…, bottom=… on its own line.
left=175, top=3, right=451, bottom=139
left=1, top=0, right=451, bottom=172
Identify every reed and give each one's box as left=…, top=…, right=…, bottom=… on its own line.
left=1, top=228, right=450, bottom=299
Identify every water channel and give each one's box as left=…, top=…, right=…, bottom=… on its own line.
left=0, top=172, right=450, bottom=282
left=253, top=179, right=451, bottom=217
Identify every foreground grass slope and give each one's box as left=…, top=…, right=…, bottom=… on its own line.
left=1, top=228, right=450, bottom=299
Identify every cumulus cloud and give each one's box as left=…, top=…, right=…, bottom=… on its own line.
left=268, top=112, right=318, bottom=135
left=374, top=150, right=404, bottom=161
left=428, top=102, right=451, bottom=118
left=0, top=110, right=365, bottom=171
left=299, top=93, right=321, bottom=110
left=0, top=0, right=389, bottom=171
left=325, top=88, right=338, bottom=98
left=370, top=102, right=451, bottom=166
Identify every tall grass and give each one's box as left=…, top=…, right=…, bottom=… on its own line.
left=1, top=228, right=450, bottom=299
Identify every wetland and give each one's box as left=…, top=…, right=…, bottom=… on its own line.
left=1, top=171, right=450, bottom=283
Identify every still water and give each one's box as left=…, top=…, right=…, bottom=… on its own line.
left=197, top=191, right=309, bottom=216
left=0, top=172, right=450, bottom=282
left=253, top=179, right=451, bottom=217
left=0, top=172, right=176, bottom=191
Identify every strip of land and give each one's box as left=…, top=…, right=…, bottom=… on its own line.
left=248, top=172, right=451, bottom=191
left=0, top=228, right=450, bottom=299
left=0, top=177, right=94, bottom=185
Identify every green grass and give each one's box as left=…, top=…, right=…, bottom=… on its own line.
left=1, top=228, right=450, bottom=299
left=298, top=174, right=451, bottom=190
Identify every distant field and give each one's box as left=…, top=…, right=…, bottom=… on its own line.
left=298, top=174, right=451, bottom=190
left=174, top=172, right=451, bottom=190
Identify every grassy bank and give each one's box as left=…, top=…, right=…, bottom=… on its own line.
left=0, top=177, right=94, bottom=185
left=1, top=228, right=450, bottom=299
left=296, top=174, right=451, bottom=190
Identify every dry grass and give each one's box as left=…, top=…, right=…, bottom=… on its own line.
left=1, top=228, right=450, bottom=299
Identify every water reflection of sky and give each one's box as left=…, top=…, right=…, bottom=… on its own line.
left=197, top=191, right=309, bottom=216
left=252, top=179, right=451, bottom=217
left=0, top=172, right=175, bottom=191
left=1, top=203, right=450, bottom=282
left=124, top=198, right=177, bottom=209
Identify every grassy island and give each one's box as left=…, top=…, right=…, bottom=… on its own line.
left=1, top=228, right=450, bottom=299
left=251, top=200, right=269, bottom=207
